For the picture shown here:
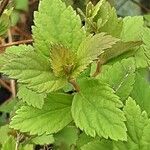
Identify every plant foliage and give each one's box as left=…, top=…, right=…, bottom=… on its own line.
left=0, top=0, right=150, bottom=149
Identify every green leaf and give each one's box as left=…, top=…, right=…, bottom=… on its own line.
left=50, top=44, right=77, bottom=77
left=71, top=78, right=127, bottom=141
left=2, top=137, right=16, bottom=150
left=0, top=45, right=32, bottom=69
left=72, top=33, right=119, bottom=77
left=143, top=28, right=150, bottom=48
left=98, top=58, right=135, bottom=101
left=76, top=133, right=94, bottom=149
left=0, top=125, right=10, bottom=145
left=135, top=46, right=149, bottom=68
left=0, top=98, right=18, bottom=113
left=31, top=134, right=54, bottom=145
left=10, top=93, right=73, bottom=135
left=142, top=28, right=150, bottom=67
left=17, top=85, right=46, bottom=109
left=120, top=17, right=150, bottom=68
left=84, top=0, right=122, bottom=37
left=134, top=28, right=150, bottom=68
left=121, top=16, right=144, bottom=41
left=114, top=97, right=150, bottom=150
left=131, top=73, right=150, bottom=116
left=0, top=14, right=10, bottom=37
left=33, top=0, right=86, bottom=57
left=81, top=139, right=113, bottom=150
left=20, top=145, right=33, bottom=150
left=1, top=50, right=66, bottom=93
left=97, top=2, right=123, bottom=38
left=54, top=126, right=78, bottom=150
left=99, top=41, right=142, bottom=64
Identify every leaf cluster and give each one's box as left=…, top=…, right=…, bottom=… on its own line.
left=0, top=0, right=150, bottom=149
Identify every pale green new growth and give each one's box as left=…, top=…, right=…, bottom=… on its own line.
left=50, top=44, right=77, bottom=77
left=84, top=0, right=123, bottom=37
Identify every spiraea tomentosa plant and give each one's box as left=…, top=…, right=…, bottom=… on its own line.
left=0, top=0, right=150, bottom=149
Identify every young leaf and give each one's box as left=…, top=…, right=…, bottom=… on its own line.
left=1, top=50, right=66, bottom=93
left=72, top=33, right=119, bottom=77
left=17, top=85, right=46, bottom=109
left=50, top=44, right=77, bottom=77
left=131, top=73, right=150, bottom=116
left=97, top=2, right=123, bottom=37
left=33, top=0, right=86, bottom=56
left=84, top=0, right=122, bottom=37
left=114, top=97, right=150, bottom=150
left=98, top=58, right=135, bottom=101
left=10, top=93, right=73, bottom=135
left=71, top=78, right=127, bottom=141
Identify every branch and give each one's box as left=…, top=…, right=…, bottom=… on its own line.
left=8, top=29, right=16, bottom=98
left=0, top=39, right=33, bottom=50
left=0, top=79, right=12, bottom=93
left=69, top=79, right=80, bottom=92
left=92, top=61, right=103, bottom=77
left=0, top=0, right=9, bottom=16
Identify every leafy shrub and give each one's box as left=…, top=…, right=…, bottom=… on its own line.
left=0, top=0, right=150, bottom=149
